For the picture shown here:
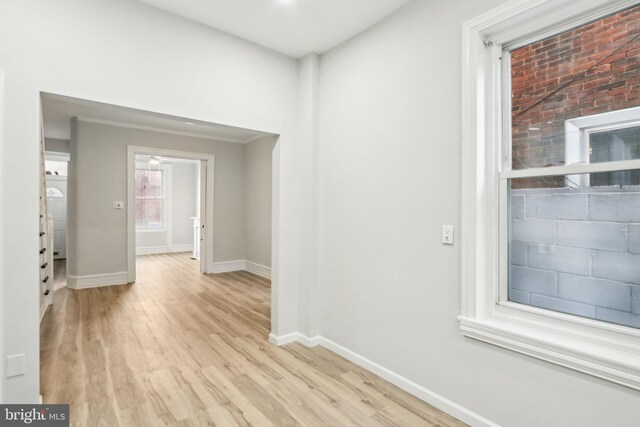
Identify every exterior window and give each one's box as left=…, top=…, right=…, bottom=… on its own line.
left=461, top=0, right=640, bottom=390
left=135, top=169, right=165, bottom=229
left=589, top=125, right=640, bottom=185
left=507, top=6, right=640, bottom=329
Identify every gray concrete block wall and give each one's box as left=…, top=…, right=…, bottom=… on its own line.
left=510, top=186, right=640, bottom=329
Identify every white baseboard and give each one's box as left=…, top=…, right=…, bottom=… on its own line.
left=136, top=244, right=193, bottom=256
left=268, top=332, right=320, bottom=347
left=67, top=272, right=130, bottom=289
left=213, top=260, right=272, bottom=278
left=268, top=333, right=498, bottom=427
left=245, top=260, right=272, bottom=279
left=213, top=260, right=247, bottom=274
left=170, top=244, right=193, bottom=253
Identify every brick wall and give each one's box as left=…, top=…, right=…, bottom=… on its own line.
left=511, top=5, right=640, bottom=187
left=509, top=186, right=640, bottom=328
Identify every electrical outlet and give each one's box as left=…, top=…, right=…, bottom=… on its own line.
left=442, top=225, right=454, bottom=245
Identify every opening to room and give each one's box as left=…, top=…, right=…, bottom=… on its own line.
left=39, top=93, right=279, bottom=405
left=133, top=153, right=203, bottom=269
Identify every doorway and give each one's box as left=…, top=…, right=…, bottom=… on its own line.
left=45, top=154, right=69, bottom=260
left=132, top=153, right=207, bottom=275
left=127, top=147, right=215, bottom=281
left=44, top=152, right=70, bottom=291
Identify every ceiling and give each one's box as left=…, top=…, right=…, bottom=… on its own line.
left=135, top=0, right=413, bottom=58
left=42, top=93, right=271, bottom=143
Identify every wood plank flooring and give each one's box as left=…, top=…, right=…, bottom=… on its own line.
left=40, top=253, right=465, bottom=427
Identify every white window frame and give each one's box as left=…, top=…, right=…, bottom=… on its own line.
left=565, top=106, right=640, bottom=186
left=461, top=0, right=640, bottom=390
left=134, top=164, right=170, bottom=232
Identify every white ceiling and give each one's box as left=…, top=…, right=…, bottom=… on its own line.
left=135, top=0, right=413, bottom=58
left=42, top=94, right=271, bottom=143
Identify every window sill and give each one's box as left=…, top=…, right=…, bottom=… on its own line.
left=459, top=314, right=640, bottom=390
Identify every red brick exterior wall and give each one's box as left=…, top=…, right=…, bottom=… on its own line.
left=511, top=5, right=640, bottom=187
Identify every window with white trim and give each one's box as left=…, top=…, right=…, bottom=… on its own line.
left=135, top=168, right=166, bottom=229
left=461, top=0, right=640, bottom=391
left=565, top=107, right=640, bottom=187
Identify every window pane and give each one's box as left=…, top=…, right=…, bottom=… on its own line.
left=589, top=126, right=640, bottom=186
left=135, top=169, right=163, bottom=198
left=511, top=5, right=640, bottom=171
left=508, top=172, right=640, bottom=329
left=135, top=199, right=163, bottom=228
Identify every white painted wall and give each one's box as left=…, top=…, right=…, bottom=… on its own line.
left=70, top=120, right=246, bottom=278
left=44, top=138, right=70, bottom=154
left=0, top=0, right=308, bottom=402
left=171, top=162, right=199, bottom=249
left=5, top=0, right=634, bottom=423
left=316, top=1, right=640, bottom=426
left=135, top=160, right=198, bottom=254
left=297, top=53, right=321, bottom=338
left=0, top=70, right=5, bottom=404
left=244, top=137, right=275, bottom=268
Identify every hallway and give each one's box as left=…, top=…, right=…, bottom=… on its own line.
left=40, top=253, right=464, bottom=426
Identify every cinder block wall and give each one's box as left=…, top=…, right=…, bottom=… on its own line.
left=510, top=5, right=640, bottom=187
left=510, top=186, right=640, bottom=327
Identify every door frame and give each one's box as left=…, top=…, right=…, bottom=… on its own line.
left=0, top=69, right=4, bottom=403
left=127, top=145, right=215, bottom=282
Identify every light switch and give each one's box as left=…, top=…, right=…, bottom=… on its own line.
left=113, top=201, right=124, bottom=209
left=6, top=354, right=25, bottom=377
left=442, top=225, right=454, bottom=245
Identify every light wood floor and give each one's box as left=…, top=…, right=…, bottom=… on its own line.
left=41, top=253, right=465, bottom=427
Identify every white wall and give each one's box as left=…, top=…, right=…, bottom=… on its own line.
left=244, top=137, right=275, bottom=267
left=70, top=120, right=246, bottom=278
left=44, top=138, right=70, bottom=154
left=5, top=0, right=634, bottom=423
left=316, top=1, right=640, bottom=426
left=0, top=0, right=310, bottom=402
left=171, top=162, right=199, bottom=248
left=135, top=160, right=198, bottom=254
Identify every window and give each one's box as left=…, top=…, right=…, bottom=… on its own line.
left=564, top=107, right=640, bottom=187
left=462, top=0, right=640, bottom=391
left=506, top=9, right=640, bottom=329
left=135, top=169, right=165, bottom=229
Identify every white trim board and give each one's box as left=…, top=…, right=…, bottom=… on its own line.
left=213, top=260, right=272, bottom=279
left=269, top=333, right=498, bottom=427
left=136, top=244, right=194, bottom=256
left=212, top=260, right=247, bottom=274
left=245, top=261, right=271, bottom=279
left=67, top=272, right=129, bottom=289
